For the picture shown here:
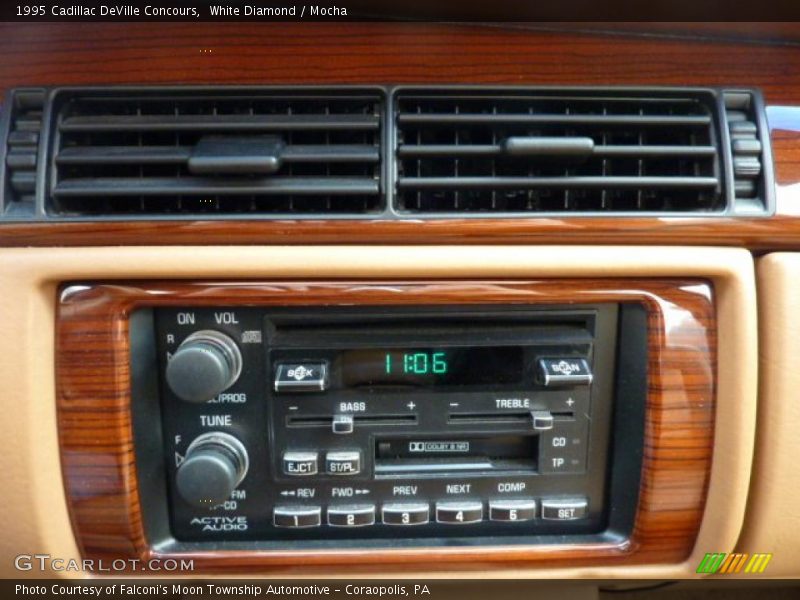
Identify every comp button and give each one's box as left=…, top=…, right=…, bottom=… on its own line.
left=489, top=500, right=537, bottom=522
left=282, top=451, right=318, bottom=476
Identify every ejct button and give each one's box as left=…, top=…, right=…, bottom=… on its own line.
left=283, top=451, right=318, bottom=476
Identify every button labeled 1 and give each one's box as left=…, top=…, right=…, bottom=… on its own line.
left=274, top=506, right=321, bottom=528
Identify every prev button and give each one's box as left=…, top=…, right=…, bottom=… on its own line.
left=283, top=451, right=318, bottom=476
left=382, top=503, right=430, bottom=526
left=436, top=501, right=483, bottom=524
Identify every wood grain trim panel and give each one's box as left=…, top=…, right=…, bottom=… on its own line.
left=56, top=279, right=715, bottom=573
left=0, top=22, right=798, bottom=249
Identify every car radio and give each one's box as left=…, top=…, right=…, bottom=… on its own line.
left=131, top=303, right=646, bottom=548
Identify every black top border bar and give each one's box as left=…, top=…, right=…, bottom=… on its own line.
left=4, top=1, right=800, bottom=22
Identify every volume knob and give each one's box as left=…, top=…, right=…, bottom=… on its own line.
left=175, top=432, right=249, bottom=509
left=166, top=330, right=242, bottom=403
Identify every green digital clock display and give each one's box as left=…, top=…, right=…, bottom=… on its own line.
left=340, top=346, right=523, bottom=387
left=386, top=351, right=449, bottom=376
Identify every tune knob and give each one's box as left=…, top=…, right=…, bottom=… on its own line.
left=166, top=330, right=242, bottom=403
left=175, top=432, right=249, bottom=509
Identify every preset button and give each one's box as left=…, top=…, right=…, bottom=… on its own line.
left=327, top=505, right=375, bottom=527
left=436, top=501, right=483, bottom=524
left=273, top=506, right=321, bottom=528
left=489, top=500, right=537, bottom=522
left=382, top=503, right=430, bottom=526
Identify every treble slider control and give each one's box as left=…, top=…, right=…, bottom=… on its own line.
left=531, top=410, right=554, bottom=431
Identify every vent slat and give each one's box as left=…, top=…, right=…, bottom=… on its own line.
left=398, top=176, right=720, bottom=190
left=49, top=90, right=384, bottom=216
left=59, top=114, right=380, bottom=133
left=398, top=113, right=712, bottom=127
left=395, top=90, right=724, bottom=214
left=398, top=145, right=718, bottom=158
left=53, top=177, right=379, bottom=197
left=56, top=144, right=379, bottom=165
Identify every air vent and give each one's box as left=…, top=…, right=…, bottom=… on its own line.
left=1, top=89, right=45, bottom=217
left=49, top=89, right=383, bottom=216
left=394, top=89, right=728, bottom=214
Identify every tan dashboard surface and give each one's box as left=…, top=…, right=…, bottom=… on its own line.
left=736, top=254, right=800, bottom=577
left=0, top=246, right=756, bottom=578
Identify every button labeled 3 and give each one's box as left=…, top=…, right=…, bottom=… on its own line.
left=382, top=503, right=430, bottom=526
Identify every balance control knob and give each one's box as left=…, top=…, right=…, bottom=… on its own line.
left=166, top=330, right=242, bottom=403
left=175, top=432, right=249, bottom=509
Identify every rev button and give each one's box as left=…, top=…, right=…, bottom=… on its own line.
left=282, top=451, right=318, bottom=476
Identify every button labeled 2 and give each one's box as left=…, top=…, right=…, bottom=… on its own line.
left=327, top=505, right=375, bottom=527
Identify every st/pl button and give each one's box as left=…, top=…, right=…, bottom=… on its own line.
left=325, top=451, right=361, bottom=476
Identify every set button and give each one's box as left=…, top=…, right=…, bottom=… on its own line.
left=541, top=498, right=589, bottom=521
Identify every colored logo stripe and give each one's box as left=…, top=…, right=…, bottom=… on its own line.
left=697, top=552, right=772, bottom=574
left=745, top=553, right=773, bottom=574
